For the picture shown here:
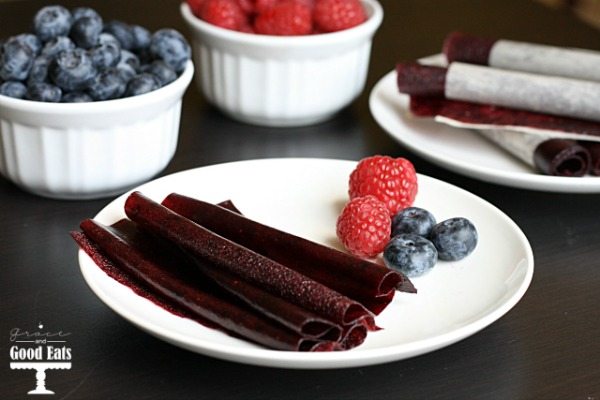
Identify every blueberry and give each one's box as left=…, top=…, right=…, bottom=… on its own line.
left=27, top=55, right=51, bottom=85
left=130, top=25, right=151, bottom=51
left=125, top=73, right=160, bottom=97
left=392, top=207, right=437, bottom=237
left=119, top=50, right=140, bottom=71
left=49, top=48, right=97, bottom=91
left=0, top=81, right=27, bottom=99
left=33, top=5, right=73, bottom=42
left=0, top=39, right=34, bottom=81
left=70, top=15, right=103, bottom=49
left=98, top=32, right=121, bottom=48
left=87, top=68, right=126, bottom=101
left=150, top=29, right=190, bottom=73
left=103, top=21, right=135, bottom=50
left=115, top=63, right=136, bottom=83
left=26, top=82, right=62, bottom=102
left=115, top=50, right=140, bottom=82
left=61, top=91, right=92, bottom=103
left=143, top=60, right=177, bottom=86
left=89, top=33, right=121, bottom=70
left=71, top=7, right=101, bottom=22
left=12, top=34, right=42, bottom=56
left=430, top=217, right=478, bottom=261
left=383, top=234, right=438, bottom=278
left=41, top=36, right=75, bottom=59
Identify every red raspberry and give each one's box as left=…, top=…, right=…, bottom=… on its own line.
left=187, top=0, right=207, bottom=16
left=200, top=0, right=247, bottom=31
left=254, top=1, right=313, bottom=35
left=314, top=0, right=366, bottom=33
left=236, top=0, right=255, bottom=14
left=336, top=196, right=391, bottom=258
left=255, top=0, right=279, bottom=13
left=349, top=156, right=418, bottom=215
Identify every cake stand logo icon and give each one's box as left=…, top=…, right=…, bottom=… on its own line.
left=9, top=322, right=72, bottom=395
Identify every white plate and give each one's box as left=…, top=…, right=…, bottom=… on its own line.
left=369, top=69, right=600, bottom=193
left=78, top=158, right=534, bottom=369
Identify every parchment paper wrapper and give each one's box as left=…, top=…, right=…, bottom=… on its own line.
left=445, top=62, right=600, bottom=123
left=479, top=129, right=591, bottom=176
left=407, top=96, right=597, bottom=176
left=444, top=32, right=600, bottom=82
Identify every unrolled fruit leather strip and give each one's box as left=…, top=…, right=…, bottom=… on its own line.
left=397, top=62, right=600, bottom=123
left=162, top=193, right=414, bottom=315
left=443, top=31, right=600, bottom=82
left=73, top=220, right=341, bottom=351
left=125, top=192, right=377, bottom=330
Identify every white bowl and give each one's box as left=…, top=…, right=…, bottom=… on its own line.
left=181, top=0, right=383, bottom=127
left=0, top=61, right=194, bottom=200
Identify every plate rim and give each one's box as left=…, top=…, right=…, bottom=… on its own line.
left=369, top=69, right=600, bottom=193
left=77, top=157, right=534, bottom=369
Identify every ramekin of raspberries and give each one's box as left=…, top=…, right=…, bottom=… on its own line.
left=181, top=0, right=383, bottom=126
left=187, top=0, right=367, bottom=35
left=0, top=5, right=192, bottom=102
left=0, top=6, right=194, bottom=199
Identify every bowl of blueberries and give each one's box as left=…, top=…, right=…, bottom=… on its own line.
left=0, top=5, right=193, bottom=199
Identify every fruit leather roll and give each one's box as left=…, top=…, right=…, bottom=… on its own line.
left=196, top=266, right=342, bottom=341
left=162, top=193, right=414, bottom=315
left=579, top=142, right=600, bottom=176
left=409, top=96, right=593, bottom=176
left=72, top=220, right=341, bottom=351
left=124, top=191, right=377, bottom=331
left=396, top=62, right=600, bottom=123
left=443, top=31, right=600, bottom=82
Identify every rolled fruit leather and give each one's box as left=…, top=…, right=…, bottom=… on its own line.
left=124, top=192, right=378, bottom=331
left=72, top=221, right=342, bottom=351
left=163, top=193, right=414, bottom=314
left=443, top=31, right=600, bottom=82
left=408, top=96, right=593, bottom=176
left=480, top=130, right=591, bottom=176
left=396, top=62, right=600, bottom=123
left=579, top=141, right=600, bottom=175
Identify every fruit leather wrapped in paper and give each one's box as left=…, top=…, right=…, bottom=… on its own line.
left=396, top=62, right=600, bottom=123
left=397, top=60, right=600, bottom=176
left=408, top=95, right=598, bottom=176
left=443, top=31, right=600, bottom=82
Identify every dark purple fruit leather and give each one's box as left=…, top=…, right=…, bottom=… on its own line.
left=162, top=193, right=414, bottom=314
left=72, top=220, right=340, bottom=351
left=409, top=96, right=596, bottom=176
left=124, top=192, right=377, bottom=331
left=443, top=31, right=496, bottom=65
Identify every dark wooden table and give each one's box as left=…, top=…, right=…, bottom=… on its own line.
left=1, top=0, right=599, bottom=398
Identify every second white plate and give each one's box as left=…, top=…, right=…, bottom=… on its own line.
left=78, top=158, right=534, bottom=369
left=370, top=69, right=600, bottom=193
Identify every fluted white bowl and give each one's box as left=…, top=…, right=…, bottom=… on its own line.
left=0, top=61, right=194, bottom=200
left=181, top=0, right=383, bottom=127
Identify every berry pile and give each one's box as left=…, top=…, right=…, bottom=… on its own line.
left=337, top=156, right=478, bottom=277
left=188, top=0, right=367, bottom=35
left=337, top=155, right=418, bottom=258
left=0, top=5, right=191, bottom=102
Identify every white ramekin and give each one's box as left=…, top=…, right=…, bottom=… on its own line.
left=181, top=0, right=383, bottom=127
left=0, top=61, right=194, bottom=200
